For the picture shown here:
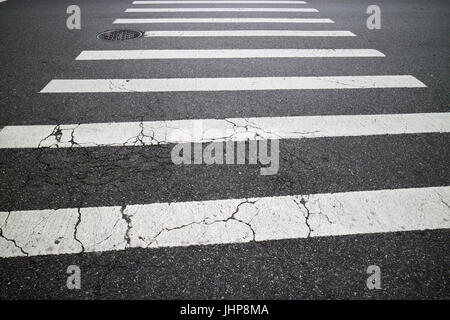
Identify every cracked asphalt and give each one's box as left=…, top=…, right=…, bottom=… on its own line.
left=0, top=0, right=449, bottom=300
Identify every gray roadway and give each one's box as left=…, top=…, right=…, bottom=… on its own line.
left=0, top=0, right=449, bottom=299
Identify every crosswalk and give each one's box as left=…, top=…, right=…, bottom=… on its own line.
left=132, top=1, right=309, bottom=3
left=1, top=186, right=449, bottom=258
left=75, top=49, right=385, bottom=60
left=1, top=113, right=449, bottom=149
left=39, top=76, right=425, bottom=93
left=125, top=8, right=319, bottom=12
left=141, top=30, right=356, bottom=36
left=0, top=0, right=448, bottom=276
left=113, top=18, right=334, bottom=23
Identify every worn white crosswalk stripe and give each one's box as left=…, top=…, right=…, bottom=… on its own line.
left=143, top=30, right=355, bottom=37
left=0, top=113, right=448, bottom=149
left=133, top=1, right=308, bottom=4
left=75, top=49, right=385, bottom=60
left=125, top=7, right=318, bottom=12
left=39, top=75, right=425, bottom=93
left=113, top=18, right=334, bottom=24
left=1, top=186, right=449, bottom=258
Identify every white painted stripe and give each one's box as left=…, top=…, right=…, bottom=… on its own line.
left=143, top=30, right=355, bottom=37
left=0, top=112, right=446, bottom=149
left=40, top=76, right=424, bottom=93
left=113, top=18, right=333, bottom=24
left=1, top=186, right=449, bottom=258
left=133, top=1, right=308, bottom=3
left=133, top=1, right=308, bottom=4
left=75, top=49, right=385, bottom=60
left=126, top=7, right=318, bottom=12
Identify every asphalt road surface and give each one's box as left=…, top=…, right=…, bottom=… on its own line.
left=0, top=0, right=449, bottom=299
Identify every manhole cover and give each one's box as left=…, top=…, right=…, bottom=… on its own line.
left=97, top=29, right=143, bottom=41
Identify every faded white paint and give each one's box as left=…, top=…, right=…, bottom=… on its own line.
left=76, top=49, right=385, bottom=60
left=126, top=7, right=318, bottom=12
left=0, top=112, right=448, bottom=149
left=113, top=18, right=334, bottom=24
left=39, top=75, right=423, bottom=93
left=133, top=1, right=308, bottom=3
left=1, top=187, right=449, bottom=258
left=143, top=30, right=355, bottom=37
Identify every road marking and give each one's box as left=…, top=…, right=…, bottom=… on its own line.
left=143, top=30, right=354, bottom=37
left=133, top=1, right=308, bottom=3
left=76, top=49, right=385, bottom=60
left=0, top=112, right=447, bottom=149
left=40, top=75, right=424, bottom=93
left=126, top=7, right=318, bottom=12
left=1, top=186, right=449, bottom=258
left=113, top=18, right=334, bottom=24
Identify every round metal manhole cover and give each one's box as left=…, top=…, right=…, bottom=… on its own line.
left=97, top=29, right=143, bottom=41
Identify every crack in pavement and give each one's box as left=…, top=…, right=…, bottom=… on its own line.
left=205, top=199, right=258, bottom=241
left=68, top=124, right=80, bottom=148
left=296, top=196, right=313, bottom=238
left=0, top=212, right=29, bottom=256
left=145, top=199, right=258, bottom=247
left=436, top=192, right=450, bottom=210
left=146, top=218, right=210, bottom=248
left=29, top=117, right=301, bottom=150
left=37, top=124, right=80, bottom=149
left=224, top=118, right=283, bottom=141
left=37, top=124, right=62, bottom=148
left=319, top=77, right=365, bottom=89
left=74, top=208, right=85, bottom=253
left=293, top=195, right=337, bottom=238
left=120, top=205, right=134, bottom=248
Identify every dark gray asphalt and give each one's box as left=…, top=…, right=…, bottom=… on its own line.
left=0, top=0, right=449, bottom=299
left=1, top=229, right=449, bottom=299
left=1, top=134, right=449, bottom=211
left=0, top=0, right=449, bottom=125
